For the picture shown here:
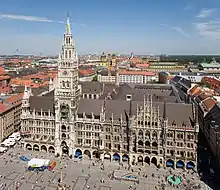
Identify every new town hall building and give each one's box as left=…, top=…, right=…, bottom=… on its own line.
left=21, top=18, right=199, bottom=170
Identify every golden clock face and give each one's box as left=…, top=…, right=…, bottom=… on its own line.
left=63, top=70, right=67, bottom=75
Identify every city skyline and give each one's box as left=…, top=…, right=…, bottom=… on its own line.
left=0, top=0, right=220, bottom=55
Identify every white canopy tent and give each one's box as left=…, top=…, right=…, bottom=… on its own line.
left=28, top=158, right=50, bottom=168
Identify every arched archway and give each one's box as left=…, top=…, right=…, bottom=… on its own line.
left=138, top=130, right=143, bottom=137
left=138, top=140, right=144, bottom=146
left=104, top=152, right=111, bottom=160
left=33, top=144, right=39, bottom=151
left=152, top=131, right=157, bottom=138
left=137, top=156, right=143, bottom=163
left=61, top=133, right=66, bottom=139
left=166, top=159, right=174, bottom=168
left=84, top=150, right=91, bottom=158
left=74, top=149, right=82, bottom=158
left=26, top=144, right=32, bottom=150
left=61, top=125, right=66, bottom=131
left=48, top=146, right=55, bottom=153
left=113, top=153, right=120, bottom=161
left=186, top=161, right=195, bottom=169
left=41, top=145, right=47, bottom=152
left=145, top=131, right=150, bottom=138
left=152, top=141, right=158, bottom=147
left=176, top=160, right=185, bottom=168
left=61, top=141, right=69, bottom=155
left=151, top=157, right=157, bottom=166
left=144, top=156, right=150, bottom=165
left=145, top=141, right=150, bottom=147
left=92, top=151, right=100, bottom=159
left=122, top=154, right=129, bottom=162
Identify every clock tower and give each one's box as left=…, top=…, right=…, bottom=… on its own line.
left=54, top=16, right=81, bottom=157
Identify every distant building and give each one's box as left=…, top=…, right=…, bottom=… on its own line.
left=0, top=67, right=12, bottom=94
left=98, top=69, right=157, bottom=84
left=99, top=53, right=116, bottom=68
left=0, top=93, right=23, bottom=142
left=79, top=69, right=96, bottom=82
left=188, top=84, right=220, bottom=178
left=198, top=58, right=220, bottom=71
left=158, top=71, right=220, bottom=85
left=21, top=18, right=199, bottom=170
left=148, top=62, right=186, bottom=72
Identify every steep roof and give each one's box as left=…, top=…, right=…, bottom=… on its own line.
left=29, top=96, right=54, bottom=112
left=77, top=99, right=193, bottom=126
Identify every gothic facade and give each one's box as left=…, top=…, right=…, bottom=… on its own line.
left=20, top=17, right=199, bottom=170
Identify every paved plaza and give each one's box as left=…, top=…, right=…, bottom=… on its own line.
left=0, top=144, right=210, bottom=190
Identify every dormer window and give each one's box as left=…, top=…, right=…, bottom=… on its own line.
left=126, top=94, right=132, bottom=101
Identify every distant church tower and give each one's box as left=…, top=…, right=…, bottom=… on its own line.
left=54, top=16, right=81, bottom=157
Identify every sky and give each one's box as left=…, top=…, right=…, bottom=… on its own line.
left=0, top=0, right=220, bottom=55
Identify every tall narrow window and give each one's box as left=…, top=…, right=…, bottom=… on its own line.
left=65, top=50, right=68, bottom=59
left=66, top=81, right=70, bottom=88
left=62, top=81, right=65, bottom=88
left=69, top=50, right=71, bottom=58
left=66, top=37, right=69, bottom=44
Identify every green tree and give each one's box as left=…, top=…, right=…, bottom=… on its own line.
left=92, top=75, right=98, bottom=81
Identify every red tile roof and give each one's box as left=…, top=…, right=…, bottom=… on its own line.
left=202, top=98, right=216, bottom=111
left=0, top=102, right=12, bottom=114
left=135, top=63, right=149, bottom=68
left=6, top=93, right=23, bottom=106
left=79, top=69, right=95, bottom=75
left=0, top=75, right=10, bottom=81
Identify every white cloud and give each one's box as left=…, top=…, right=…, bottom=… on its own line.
left=171, top=26, right=190, bottom=37
left=0, top=13, right=87, bottom=27
left=0, top=13, right=64, bottom=23
left=196, top=8, right=216, bottom=19
left=194, top=21, right=220, bottom=40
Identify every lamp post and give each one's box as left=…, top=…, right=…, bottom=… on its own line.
left=57, top=145, right=65, bottom=190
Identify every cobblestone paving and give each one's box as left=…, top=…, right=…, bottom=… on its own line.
left=0, top=145, right=211, bottom=190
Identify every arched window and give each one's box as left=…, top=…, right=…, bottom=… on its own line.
left=66, top=81, right=70, bottom=88
left=152, top=131, right=157, bottom=138
left=65, top=50, right=68, bottom=58
left=69, top=50, right=72, bottom=59
left=138, top=130, right=143, bottom=136
left=145, top=131, right=150, bottom=138
left=66, top=37, right=70, bottom=44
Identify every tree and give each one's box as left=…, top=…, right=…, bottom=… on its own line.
left=92, top=75, right=98, bottom=82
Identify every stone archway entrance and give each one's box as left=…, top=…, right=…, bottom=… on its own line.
left=151, top=157, right=157, bottom=166
left=26, top=144, right=32, bottom=150
left=48, top=146, right=55, bottom=153
left=33, top=144, right=39, bottom=151
left=41, top=145, right=47, bottom=152
left=144, top=156, right=150, bottom=165
left=92, top=151, right=100, bottom=159
left=84, top=150, right=91, bottom=159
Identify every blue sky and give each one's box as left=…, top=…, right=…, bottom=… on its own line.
left=0, top=0, right=220, bottom=55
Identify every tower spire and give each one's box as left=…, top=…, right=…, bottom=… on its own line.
left=66, top=13, right=71, bottom=34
